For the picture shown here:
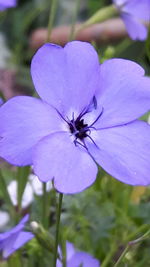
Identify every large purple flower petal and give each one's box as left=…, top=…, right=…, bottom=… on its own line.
left=31, top=41, right=100, bottom=115
left=33, top=132, right=98, bottom=194
left=86, top=59, right=150, bottom=128
left=121, top=13, right=148, bottom=41
left=86, top=121, right=150, bottom=186
left=0, top=96, right=62, bottom=166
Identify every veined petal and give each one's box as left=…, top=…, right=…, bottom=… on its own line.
left=31, top=41, right=100, bottom=115
left=121, top=13, right=148, bottom=40
left=86, top=121, right=150, bottom=186
left=91, top=59, right=150, bottom=129
left=0, top=96, right=62, bottom=166
left=33, top=132, right=98, bottom=194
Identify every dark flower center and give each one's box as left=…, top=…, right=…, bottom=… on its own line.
left=56, top=96, right=103, bottom=148
left=69, top=118, right=88, bottom=140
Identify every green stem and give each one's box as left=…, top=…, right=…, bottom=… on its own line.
left=102, top=224, right=150, bottom=267
left=0, top=170, right=15, bottom=218
left=42, top=183, right=51, bottom=229
left=69, top=0, right=81, bottom=41
left=46, top=0, right=59, bottom=42
left=114, top=226, right=150, bottom=267
left=78, top=4, right=118, bottom=31
left=62, top=252, right=66, bottom=267
left=101, top=242, right=117, bottom=267
left=125, top=224, right=149, bottom=242
left=16, top=166, right=30, bottom=215
left=0, top=91, right=6, bottom=101
left=114, top=245, right=130, bottom=267
left=53, top=193, right=63, bottom=267
left=61, top=239, right=67, bottom=267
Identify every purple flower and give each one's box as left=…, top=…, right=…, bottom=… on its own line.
left=0, top=41, right=150, bottom=194
left=0, top=0, right=17, bottom=11
left=113, top=0, right=150, bottom=40
left=57, top=242, right=100, bottom=267
left=0, top=214, right=34, bottom=258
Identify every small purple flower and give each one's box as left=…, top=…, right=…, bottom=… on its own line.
left=0, top=0, right=17, bottom=11
left=57, top=242, right=100, bottom=267
left=0, top=214, right=34, bottom=258
left=113, top=0, right=150, bottom=40
left=0, top=41, right=150, bottom=194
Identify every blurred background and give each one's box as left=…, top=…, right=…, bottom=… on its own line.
left=0, top=0, right=149, bottom=101
left=0, top=0, right=150, bottom=266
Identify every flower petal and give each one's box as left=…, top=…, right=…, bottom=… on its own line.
left=0, top=96, right=62, bottom=166
left=14, top=231, right=34, bottom=250
left=121, top=13, right=148, bottom=40
left=31, top=41, right=100, bottom=115
left=68, top=252, right=100, bottom=267
left=0, top=214, right=29, bottom=240
left=90, top=59, right=150, bottom=129
left=2, top=233, right=19, bottom=258
left=122, top=0, right=150, bottom=21
left=86, top=121, right=150, bottom=186
left=66, top=242, right=76, bottom=261
left=113, top=0, right=127, bottom=5
left=2, top=231, right=33, bottom=259
left=0, top=0, right=16, bottom=10
left=33, top=132, right=97, bottom=194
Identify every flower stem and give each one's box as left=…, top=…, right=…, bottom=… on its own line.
left=0, top=170, right=16, bottom=219
left=114, top=226, right=150, bottom=267
left=69, top=0, right=81, bottom=41
left=101, top=242, right=116, bottom=267
left=0, top=170, right=12, bottom=207
left=102, top=224, right=150, bottom=267
left=16, top=166, right=30, bottom=216
left=46, top=0, right=59, bottom=42
left=53, top=193, right=63, bottom=267
left=77, top=4, right=118, bottom=33
left=114, top=245, right=130, bottom=267
left=42, top=183, right=50, bottom=229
